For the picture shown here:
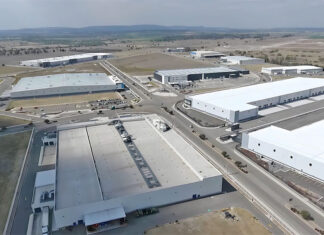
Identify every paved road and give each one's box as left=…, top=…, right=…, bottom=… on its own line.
left=5, top=60, right=324, bottom=235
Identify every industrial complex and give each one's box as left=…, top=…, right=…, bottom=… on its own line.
left=185, top=77, right=324, bottom=123
left=221, top=56, right=265, bottom=65
left=20, top=53, right=112, bottom=67
left=10, top=73, right=124, bottom=98
left=261, top=65, right=323, bottom=75
left=154, top=67, right=249, bottom=84
left=33, top=116, right=222, bottom=233
left=190, top=51, right=225, bottom=58
left=242, top=120, right=324, bottom=182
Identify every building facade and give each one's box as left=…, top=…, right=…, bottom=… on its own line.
left=186, top=77, right=324, bottom=123
left=261, top=66, right=323, bottom=75
left=221, top=56, right=265, bottom=65
left=241, top=120, right=324, bottom=182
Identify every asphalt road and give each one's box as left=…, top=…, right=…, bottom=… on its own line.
left=4, top=60, right=324, bottom=235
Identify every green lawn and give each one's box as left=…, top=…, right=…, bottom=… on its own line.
left=0, top=131, right=32, bottom=233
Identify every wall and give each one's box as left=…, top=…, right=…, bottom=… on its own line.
left=244, top=134, right=324, bottom=181
left=53, top=175, right=222, bottom=230
left=11, top=84, right=118, bottom=98
left=191, top=98, right=232, bottom=121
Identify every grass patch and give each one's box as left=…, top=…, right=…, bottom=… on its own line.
left=0, top=131, right=31, bottom=232
left=8, top=92, right=122, bottom=109
left=0, top=115, right=29, bottom=128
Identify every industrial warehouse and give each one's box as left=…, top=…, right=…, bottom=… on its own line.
left=185, top=77, right=324, bottom=123
left=242, top=120, right=324, bottom=182
left=40, top=116, right=222, bottom=233
left=20, top=53, right=112, bottom=67
left=154, top=67, right=249, bottom=84
left=261, top=65, right=323, bottom=75
left=190, top=50, right=226, bottom=58
left=221, top=56, right=265, bottom=65
left=10, top=73, right=124, bottom=98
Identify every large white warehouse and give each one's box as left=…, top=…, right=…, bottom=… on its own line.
left=20, top=53, right=112, bottom=67
left=221, top=56, right=265, bottom=65
left=190, top=51, right=225, bottom=58
left=10, top=73, right=124, bottom=98
left=185, top=77, right=324, bottom=123
left=47, top=116, right=222, bottom=233
left=154, top=67, right=249, bottom=85
left=261, top=65, right=323, bottom=75
left=242, top=120, right=324, bottom=182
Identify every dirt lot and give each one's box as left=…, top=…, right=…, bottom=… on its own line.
left=8, top=92, right=121, bottom=109
left=13, top=61, right=110, bottom=84
left=110, top=52, right=209, bottom=75
left=0, top=131, right=31, bottom=233
left=0, top=66, right=39, bottom=76
left=0, top=115, right=29, bottom=127
left=146, top=207, right=271, bottom=235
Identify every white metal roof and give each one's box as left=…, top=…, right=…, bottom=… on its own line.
left=155, top=67, right=238, bottom=76
left=189, top=77, right=324, bottom=112
left=262, top=65, right=322, bottom=71
left=35, top=170, right=56, bottom=188
left=84, top=207, right=125, bottom=226
left=249, top=120, right=324, bottom=161
left=21, top=53, right=111, bottom=64
left=12, top=73, right=116, bottom=92
left=222, top=56, right=262, bottom=61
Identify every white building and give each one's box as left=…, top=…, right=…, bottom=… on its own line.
left=10, top=73, right=124, bottom=98
left=20, top=53, right=112, bottom=67
left=186, top=77, right=324, bottom=123
left=51, top=116, right=222, bottom=233
left=32, top=170, right=55, bottom=213
left=261, top=66, right=323, bottom=75
left=221, top=56, right=265, bottom=65
left=166, top=47, right=186, bottom=53
left=242, top=120, right=324, bottom=182
left=190, top=51, right=225, bottom=58
left=154, top=67, right=248, bottom=85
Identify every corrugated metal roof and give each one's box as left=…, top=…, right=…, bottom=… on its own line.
left=155, top=67, right=237, bottom=76
left=12, top=73, right=116, bottom=92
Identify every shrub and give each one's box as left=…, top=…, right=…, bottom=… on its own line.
left=300, top=210, right=314, bottom=221
left=199, top=134, right=206, bottom=140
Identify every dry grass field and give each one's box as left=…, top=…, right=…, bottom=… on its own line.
left=146, top=208, right=271, bottom=235
left=110, top=52, right=208, bottom=75
left=0, top=115, right=29, bottom=127
left=13, top=61, right=110, bottom=84
left=0, top=131, right=31, bottom=233
left=0, top=66, right=39, bottom=76
left=8, top=92, right=121, bottom=109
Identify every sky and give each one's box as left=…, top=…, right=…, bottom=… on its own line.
left=1, top=0, right=324, bottom=30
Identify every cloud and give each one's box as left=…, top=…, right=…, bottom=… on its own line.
left=0, top=0, right=324, bottom=29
